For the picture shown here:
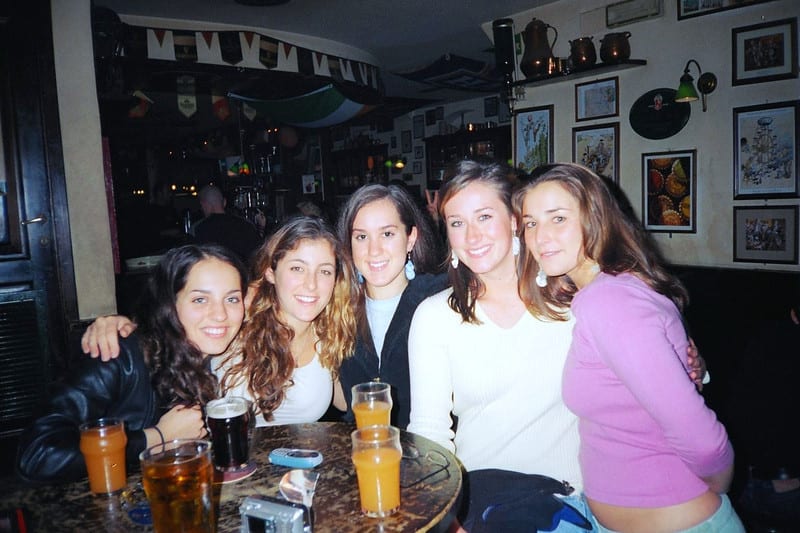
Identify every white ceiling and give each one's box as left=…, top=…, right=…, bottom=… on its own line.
left=96, top=0, right=557, bottom=100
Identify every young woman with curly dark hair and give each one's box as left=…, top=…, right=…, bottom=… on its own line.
left=17, top=244, right=247, bottom=483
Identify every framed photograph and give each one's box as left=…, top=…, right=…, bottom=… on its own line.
left=678, top=0, right=777, bottom=20
left=607, top=0, right=663, bottom=29
left=414, top=145, right=424, bottom=159
left=513, top=105, right=554, bottom=174
left=733, top=100, right=799, bottom=198
left=642, top=150, right=696, bottom=233
left=575, top=77, right=619, bottom=122
left=732, top=17, right=798, bottom=86
left=733, top=205, right=798, bottom=264
left=401, top=130, right=412, bottom=153
left=572, top=122, right=620, bottom=182
left=412, top=161, right=422, bottom=174
left=484, top=96, right=499, bottom=117
left=413, top=115, right=425, bottom=139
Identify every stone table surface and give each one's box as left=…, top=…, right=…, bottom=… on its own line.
left=0, top=422, right=463, bottom=532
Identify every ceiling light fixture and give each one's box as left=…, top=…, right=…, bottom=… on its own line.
left=674, top=59, right=717, bottom=112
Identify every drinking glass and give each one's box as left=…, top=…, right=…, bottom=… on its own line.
left=140, top=439, right=216, bottom=533
left=351, top=425, right=402, bottom=517
left=351, top=382, right=392, bottom=428
left=205, top=396, right=253, bottom=472
left=79, top=418, right=127, bottom=495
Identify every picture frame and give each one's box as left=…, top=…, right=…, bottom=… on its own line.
left=607, top=0, right=662, bottom=29
left=412, top=161, right=422, bottom=174
left=642, top=150, right=697, bottom=233
left=401, top=130, right=412, bottom=153
left=513, top=105, right=554, bottom=174
left=733, top=205, right=798, bottom=264
left=414, top=145, right=424, bottom=160
left=413, top=115, right=425, bottom=139
left=733, top=100, right=799, bottom=198
left=572, top=122, right=620, bottom=183
left=425, top=109, right=437, bottom=126
left=678, top=0, right=777, bottom=21
left=732, top=17, right=798, bottom=86
left=484, top=96, right=499, bottom=118
left=575, top=77, right=619, bottom=122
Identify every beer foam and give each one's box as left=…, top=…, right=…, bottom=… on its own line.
left=207, top=399, right=247, bottom=419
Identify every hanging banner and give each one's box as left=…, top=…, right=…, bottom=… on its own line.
left=177, top=75, right=197, bottom=118
left=211, top=93, right=231, bottom=122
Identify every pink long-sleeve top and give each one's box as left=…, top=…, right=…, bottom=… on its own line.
left=562, top=272, right=733, bottom=508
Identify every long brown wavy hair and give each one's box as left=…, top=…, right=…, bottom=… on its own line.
left=512, top=163, right=688, bottom=321
left=219, top=216, right=357, bottom=422
left=437, top=159, right=520, bottom=324
left=135, top=244, right=248, bottom=407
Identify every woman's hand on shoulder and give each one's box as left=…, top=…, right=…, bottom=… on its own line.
left=81, top=315, right=137, bottom=361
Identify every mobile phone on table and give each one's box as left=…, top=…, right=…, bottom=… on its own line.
left=268, top=448, right=323, bottom=468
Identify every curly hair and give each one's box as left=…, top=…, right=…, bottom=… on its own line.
left=219, top=216, right=357, bottom=422
left=336, top=183, right=443, bottom=343
left=437, top=158, right=520, bottom=323
left=512, top=163, right=688, bottom=320
left=134, top=244, right=248, bottom=407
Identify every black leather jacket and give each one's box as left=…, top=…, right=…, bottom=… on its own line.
left=340, top=273, right=448, bottom=429
left=16, top=334, right=161, bottom=484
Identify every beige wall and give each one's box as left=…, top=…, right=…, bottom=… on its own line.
left=395, top=0, right=800, bottom=272
left=51, top=0, right=117, bottom=318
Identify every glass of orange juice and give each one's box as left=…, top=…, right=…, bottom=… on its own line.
left=351, top=425, right=402, bottom=517
left=351, top=382, right=392, bottom=428
left=79, top=418, right=128, bottom=495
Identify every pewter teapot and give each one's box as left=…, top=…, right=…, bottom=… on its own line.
left=520, top=18, right=558, bottom=78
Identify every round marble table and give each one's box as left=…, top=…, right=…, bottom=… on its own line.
left=0, top=422, right=463, bottom=532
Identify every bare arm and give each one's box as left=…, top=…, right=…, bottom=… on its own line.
left=81, top=315, right=137, bottom=361
left=332, top=379, right=347, bottom=412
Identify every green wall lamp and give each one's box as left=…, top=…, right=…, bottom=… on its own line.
left=674, top=59, right=717, bottom=112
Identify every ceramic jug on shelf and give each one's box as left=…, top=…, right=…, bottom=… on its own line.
left=520, top=18, right=558, bottom=78
left=569, top=36, right=596, bottom=70
left=600, top=31, right=631, bottom=63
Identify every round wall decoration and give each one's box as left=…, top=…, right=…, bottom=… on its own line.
left=629, top=88, right=691, bottom=140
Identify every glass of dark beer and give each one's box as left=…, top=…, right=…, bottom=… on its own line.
left=205, top=396, right=253, bottom=473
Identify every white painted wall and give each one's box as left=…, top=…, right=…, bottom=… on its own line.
left=395, top=0, right=800, bottom=273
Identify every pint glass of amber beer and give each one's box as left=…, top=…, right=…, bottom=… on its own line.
left=140, top=439, right=216, bottom=533
left=79, top=418, right=127, bottom=495
left=205, top=396, right=253, bottom=472
left=351, top=425, right=402, bottom=517
left=351, top=382, right=392, bottom=428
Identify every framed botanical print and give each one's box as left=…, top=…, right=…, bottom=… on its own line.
left=572, top=122, right=619, bottom=182
left=513, top=105, right=554, bottom=174
left=642, top=150, right=696, bottom=233
left=733, top=100, right=799, bottom=198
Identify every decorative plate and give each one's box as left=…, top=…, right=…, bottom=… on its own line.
left=629, top=88, right=691, bottom=140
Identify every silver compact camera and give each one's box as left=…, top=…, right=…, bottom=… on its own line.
left=240, top=495, right=312, bottom=533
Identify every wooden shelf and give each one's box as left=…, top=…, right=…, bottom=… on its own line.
left=512, top=59, right=646, bottom=88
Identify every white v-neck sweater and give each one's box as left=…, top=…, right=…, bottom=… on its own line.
left=408, top=288, right=582, bottom=490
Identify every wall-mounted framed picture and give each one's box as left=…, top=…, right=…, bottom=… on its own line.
left=401, top=130, right=412, bottom=153
left=413, top=115, right=425, bottom=139
left=414, top=145, right=424, bottom=159
left=575, top=77, right=619, bottom=122
left=733, top=100, right=799, bottom=198
left=513, top=105, right=554, bottom=174
left=607, top=0, right=662, bottom=28
left=572, top=122, right=619, bottom=183
left=412, top=161, right=422, bottom=174
left=732, top=17, right=798, bottom=86
left=642, top=150, right=696, bottom=233
left=733, top=205, right=798, bottom=264
left=678, top=0, right=777, bottom=21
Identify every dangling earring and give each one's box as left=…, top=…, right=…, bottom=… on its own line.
left=512, top=235, right=521, bottom=257
left=450, top=251, right=459, bottom=269
left=356, top=270, right=364, bottom=284
left=404, top=252, right=416, bottom=281
left=536, top=268, right=547, bottom=287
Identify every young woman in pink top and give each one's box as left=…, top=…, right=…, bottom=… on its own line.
left=514, top=163, right=744, bottom=533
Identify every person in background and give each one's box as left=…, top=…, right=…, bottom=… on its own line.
left=336, top=184, right=446, bottom=428
left=215, top=215, right=357, bottom=425
left=192, top=184, right=262, bottom=263
left=81, top=217, right=357, bottom=427
left=730, top=301, right=800, bottom=531
left=515, top=163, right=742, bottom=532
left=17, top=244, right=247, bottom=483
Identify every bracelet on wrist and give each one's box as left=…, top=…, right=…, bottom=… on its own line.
left=153, top=425, right=165, bottom=446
